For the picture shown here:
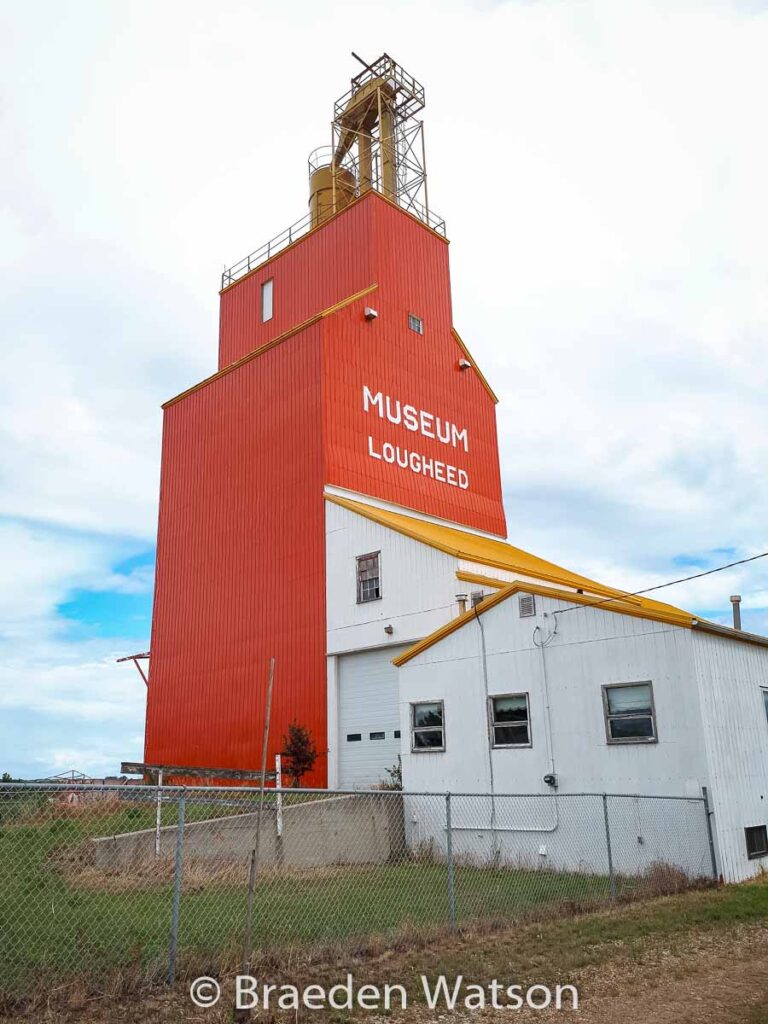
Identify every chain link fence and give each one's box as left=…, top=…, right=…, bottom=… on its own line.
left=0, top=782, right=716, bottom=1006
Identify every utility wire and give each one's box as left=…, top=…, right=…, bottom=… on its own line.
left=553, top=549, right=768, bottom=617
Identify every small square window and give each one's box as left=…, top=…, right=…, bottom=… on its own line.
left=261, top=279, right=273, bottom=323
left=408, top=313, right=423, bottom=335
left=746, top=825, right=768, bottom=859
left=356, top=551, right=381, bottom=603
left=411, top=701, right=444, bottom=752
left=490, top=693, right=531, bottom=748
left=394, top=730, right=401, bottom=739
left=346, top=733, right=361, bottom=742
left=603, top=682, right=657, bottom=744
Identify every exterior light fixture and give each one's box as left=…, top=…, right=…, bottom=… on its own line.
left=458, top=358, right=471, bottom=370
left=364, top=307, right=378, bottom=321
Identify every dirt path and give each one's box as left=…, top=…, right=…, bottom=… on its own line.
left=7, top=920, right=768, bottom=1023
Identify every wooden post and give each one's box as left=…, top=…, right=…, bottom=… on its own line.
left=241, top=658, right=275, bottom=972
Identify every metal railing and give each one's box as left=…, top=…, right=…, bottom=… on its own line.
left=0, top=783, right=716, bottom=1006
left=220, top=192, right=446, bottom=290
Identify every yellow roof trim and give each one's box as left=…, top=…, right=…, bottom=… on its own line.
left=393, top=585, right=515, bottom=666
left=163, top=284, right=378, bottom=409
left=394, top=580, right=694, bottom=667
left=455, top=569, right=644, bottom=608
left=451, top=328, right=499, bottom=405
left=456, top=570, right=508, bottom=590
left=326, top=493, right=693, bottom=627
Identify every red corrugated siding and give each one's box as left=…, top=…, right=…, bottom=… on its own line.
left=145, top=324, right=327, bottom=785
left=322, top=198, right=506, bottom=537
left=146, top=192, right=506, bottom=784
left=218, top=199, right=375, bottom=369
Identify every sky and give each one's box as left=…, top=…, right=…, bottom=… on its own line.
left=1, top=0, right=767, bottom=779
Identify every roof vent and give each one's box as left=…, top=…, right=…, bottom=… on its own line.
left=519, top=594, right=536, bottom=618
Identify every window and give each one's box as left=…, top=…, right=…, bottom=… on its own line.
left=370, top=731, right=385, bottom=741
left=408, top=313, right=423, bottom=335
left=394, top=730, right=401, bottom=739
left=745, top=825, right=768, bottom=859
left=490, top=693, right=531, bottom=748
left=411, top=701, right=445, bottom=751
left=762, top=688, right=768, bottom=724
left=346, top=733, right=361, bottom=742
left=356, top=551, right=381, bottom=603
left=261, top=279, right=273, bottom=323
left=602, top=682, right=657, bottom=743
left=518, top=594, right=536, bottom=618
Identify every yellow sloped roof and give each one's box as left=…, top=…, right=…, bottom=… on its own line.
left=325, top=493, right=694, bottom=629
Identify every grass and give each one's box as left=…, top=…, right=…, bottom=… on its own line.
left=0, top=793, right=713, bottom=1008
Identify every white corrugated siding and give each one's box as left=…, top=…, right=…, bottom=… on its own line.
left=692, top=631, right=768, bottom=881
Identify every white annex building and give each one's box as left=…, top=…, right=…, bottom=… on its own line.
left=325, top=489, right=768, bottom=884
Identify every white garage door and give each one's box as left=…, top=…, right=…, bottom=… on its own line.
left=338, top=645, right=408, bottom=789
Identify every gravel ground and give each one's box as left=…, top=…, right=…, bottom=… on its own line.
left=5, top=907, right=768, bottom=1023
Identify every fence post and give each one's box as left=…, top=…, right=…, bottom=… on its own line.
left=155, top=769, right=164, bottom=858
left=702, top=786, right=719, bottom=881
left=445, top=792, right=456, bottom=928
left=167, top=791, right=186, bottom=986
left=602, top=793, right=616, bottom=899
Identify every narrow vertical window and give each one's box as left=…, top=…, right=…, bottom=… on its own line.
left=356, top=552, right=381, bottom=603
left=408, top=313, right=423, bottom=335
left=261, top=279, right=273, bottom=323
left=411, top=701, right=445, bottom=751
left=762, top=687, right=768, bottom=724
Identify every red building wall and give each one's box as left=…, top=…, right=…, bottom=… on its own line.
left=218, top=198, right=375, bottom=369
left=145, top=323, right=328, bottom=785
left=145, top=192, right=506, bottom=783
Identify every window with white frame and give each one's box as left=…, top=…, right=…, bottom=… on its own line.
left=408, top=313, right=424, bottom=335
left=356, top=551, right=381, bottom=603
left=490, top=693, right=531, bottom=747
left=411, top=701, right=444, bottom=751
left=261, top=279, right=273, bottom=323
left=602, top=682, right=657, bottom=743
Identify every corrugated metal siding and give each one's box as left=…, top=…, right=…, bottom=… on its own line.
left=145, top=323, right=327, bottom=785
left=692, top=631, right=768, bottom=881
left=321, top=290, right=507, bottom=535
left=218, top=198, right=375, bottom=369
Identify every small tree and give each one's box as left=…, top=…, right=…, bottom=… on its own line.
left=280, top=722, right=318, bottom=788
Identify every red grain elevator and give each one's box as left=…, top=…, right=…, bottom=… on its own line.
left=143, top=55, right=506, bottom=786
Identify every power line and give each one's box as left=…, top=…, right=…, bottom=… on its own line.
left=554, top=549, right=768, bottom=617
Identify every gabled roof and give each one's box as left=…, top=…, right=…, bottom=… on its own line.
left=326, top=493, right=694, bottom=627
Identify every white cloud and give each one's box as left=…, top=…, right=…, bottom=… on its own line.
left=1, top=0, right=768, bottom=773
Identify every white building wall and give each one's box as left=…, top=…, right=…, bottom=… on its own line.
left=325, top=500, right=460, bottom=787
left=325, top=501, right=459, bottom=655
left=399, top=594, right=714, bottom=876
left=693, top=631, right=768, bottom=882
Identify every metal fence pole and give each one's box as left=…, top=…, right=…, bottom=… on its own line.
left=602, top=793, right=617, bottom=899
left=155, top=769, right=164, bottom=858
left=167, top=792, right=186, bottom=986
left=446, top=792, right=456, bottom=928
left=702, top=786, right=719, bottom=881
